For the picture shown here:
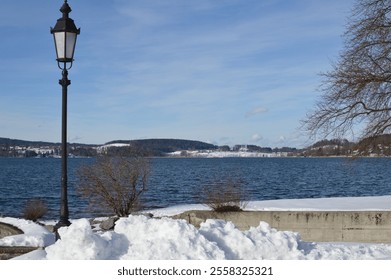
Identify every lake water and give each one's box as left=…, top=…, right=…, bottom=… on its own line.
left=0, top=157, right=390, bottom=219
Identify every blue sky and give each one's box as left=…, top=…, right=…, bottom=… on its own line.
left=0, top=0, right=355, bottom=147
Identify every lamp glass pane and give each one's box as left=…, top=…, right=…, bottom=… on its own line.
left=54, top=32, right=65, bottom=60
left=65, top=32, right=77, bottom=59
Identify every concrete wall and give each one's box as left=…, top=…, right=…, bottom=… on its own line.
left=173, top=211, right=391, bottom=243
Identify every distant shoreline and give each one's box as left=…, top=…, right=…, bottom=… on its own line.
left=1, top=153, right=391, bottom=159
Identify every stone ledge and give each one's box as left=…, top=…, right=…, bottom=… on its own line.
left=0, top=222, right=23, bottom=239
left=173, top=211, right=391, bottom=243
left=0, top=246, right=39, bottom=260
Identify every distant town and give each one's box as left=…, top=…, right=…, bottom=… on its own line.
left=1, top=135, right=391, bottom=158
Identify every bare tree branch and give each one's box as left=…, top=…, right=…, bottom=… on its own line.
left=303, top=0, right=391, bottom=147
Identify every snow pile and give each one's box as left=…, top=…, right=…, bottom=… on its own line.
left=46, top=219, right=114, bottom=259
left=0, top=217, right=54, bottom=247
left=115, top=216, right=225, bottom=259
left=199, top=219, right=305, bottom=259
left=46, top=217, right=225, bottom=260
left=4, top=196, right=391, bottom=260
left=39, top=216, right=304, bottom=260
left=8, top=214, right=391, bottom=260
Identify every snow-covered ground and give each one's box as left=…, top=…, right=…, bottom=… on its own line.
left=167, top=150, right=287, bottom=157
left=2, top=195, right=391, bottom=260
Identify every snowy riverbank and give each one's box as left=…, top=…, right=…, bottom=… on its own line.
left=1, top=195, right=391, bottom=260
left=166, top=150, right=287, bottom=157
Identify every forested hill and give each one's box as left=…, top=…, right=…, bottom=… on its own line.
left=105, top=139, right=218, bottom=154
left=0, top=137, right=97, bottom=157
left=2, top=135, right=391, bottom=157
left=0, top=137, right=59, bottom=147
left=0, top=137, right=217, bottom=157
left=304, top=134, right=391, bottom=156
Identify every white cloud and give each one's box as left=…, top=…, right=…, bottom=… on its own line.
left=245, top=107, right=268, bottom=118
left=279, top=136, right=286, bottom=143
left=252, top=134, right=263, bottom=142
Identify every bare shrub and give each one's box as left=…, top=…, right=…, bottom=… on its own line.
left=201, top=178, right=248, bottom=212
left=23, top=198, right=47, bottom=221
left=76, top=155, right=150, bottom=217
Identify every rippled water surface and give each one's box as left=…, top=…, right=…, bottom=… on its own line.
left=0, top=157, right=390, bottom=219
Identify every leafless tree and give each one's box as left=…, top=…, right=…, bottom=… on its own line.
left=303, top=0, right=391, bottom=147
left=76, top=156, right=150, bottom=217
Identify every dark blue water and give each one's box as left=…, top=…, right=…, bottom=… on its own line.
left=0, top=157, right=390, bottom=219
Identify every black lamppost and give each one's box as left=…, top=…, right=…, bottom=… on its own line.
left=51, top=0, right=80, bottom=231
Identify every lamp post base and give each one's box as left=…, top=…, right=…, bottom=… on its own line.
left=54, top=219, right=71, bottom=240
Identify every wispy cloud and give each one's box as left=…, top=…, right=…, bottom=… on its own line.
left=0, top=0, right=355, bottom=146
left=76, top=0, right=353, bottom=145
left=251, top=134, right=263, bottom=143
left=246, top=107, right=268, bottom=118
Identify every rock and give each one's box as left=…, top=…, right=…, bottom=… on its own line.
left=45, top=224, right=55, bottom=233
left=140, top=213, right=154, bottom=218
left=100, top=217, right=119, bottom=231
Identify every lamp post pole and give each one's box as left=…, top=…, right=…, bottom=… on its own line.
left=58, top=68, right=71, bottom=229
left=51, top=0, right=80, bottom=233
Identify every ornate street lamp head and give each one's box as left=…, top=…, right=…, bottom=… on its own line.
left=51, top=0, right=80, bottom=69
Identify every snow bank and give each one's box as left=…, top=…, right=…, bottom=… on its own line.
left=11, top=215, right=391, bottom=260
left=45, top=217, right=225, bottom=260
left=199, top=219, right=305, bottom=259
left=4, top=196, right=391, bottom=260
left=0, top=217, right=54, bottom=247
left=144, top=196, right=391, bottom=218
